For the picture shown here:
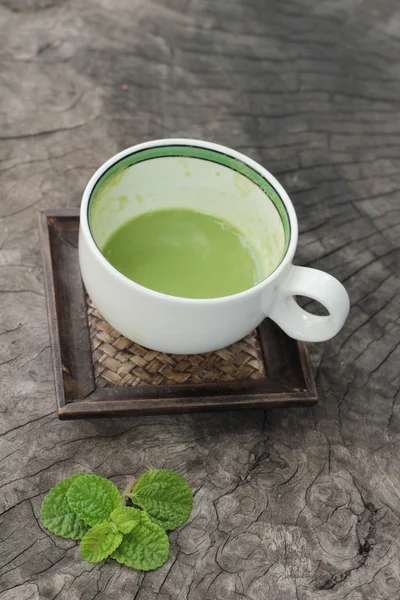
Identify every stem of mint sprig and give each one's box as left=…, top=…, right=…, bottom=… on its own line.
left=121, top=477, right=136, bottom=506
left=40, top=469, right=192, bottom=571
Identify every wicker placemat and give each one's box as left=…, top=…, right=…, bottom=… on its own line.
left=87, top=298, right=265, bottom=388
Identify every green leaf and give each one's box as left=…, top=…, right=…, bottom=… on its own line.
left=67, top=474, right=121, bottom=527
left=110, top=506, right=142, bottom=534
left=131, top=469, right=192, bottom=530
left=112, top=513, right=169, bottom=571
left=80, top=522, right=123, bottom=563
left=41, top=473, right=90, bottom=540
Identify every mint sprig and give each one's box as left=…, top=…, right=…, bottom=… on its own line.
left=81, top=522, right=123, bottom=563
left=40, top=470, right=192, bottom=571
left=130, top=469, right=192, bottom=530
left=110, top=506, right=142, bottom=534
left=40, top=473, right=89, bottom=540
left=112, top=512, right=169, bottom=571
left=67, top=473, right=121, bottom=527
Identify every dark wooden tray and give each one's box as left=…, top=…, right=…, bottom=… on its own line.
left=38, top=209, right=318, bottom=419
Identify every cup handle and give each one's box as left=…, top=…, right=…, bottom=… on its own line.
left=268, top=265, right=350, bottom=342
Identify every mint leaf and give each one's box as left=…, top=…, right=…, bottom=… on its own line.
left=41, top=473, right=89, bottom=540
left=110, top=506, right=142, bottom=534
left=112, top=513, right=169, bottom=571
left=67, top=474, right=121, bottom=527
left=80, top=522, right=123, bottom=563
left=131, top=469, right=192, bottom=530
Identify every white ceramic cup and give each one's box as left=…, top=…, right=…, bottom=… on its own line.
left=79, top=139, right=350, bottom=354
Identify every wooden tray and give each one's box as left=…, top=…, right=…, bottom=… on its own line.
left=38, top=209, right=318, bottom=419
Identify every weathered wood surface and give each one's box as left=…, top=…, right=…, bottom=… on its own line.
left=0, top=0, right=399, bottom=598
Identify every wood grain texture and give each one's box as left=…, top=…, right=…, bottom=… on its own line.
left=0, top=0, right=399, bottom=598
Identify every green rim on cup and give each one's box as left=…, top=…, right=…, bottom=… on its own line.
left=88, top=144, right=291, bottom=259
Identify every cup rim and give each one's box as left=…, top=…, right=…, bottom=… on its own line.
left=80, top=138, right=298, bottom=304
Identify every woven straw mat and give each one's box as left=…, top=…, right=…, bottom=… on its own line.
left=87, top=298, right=266, bottom=387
